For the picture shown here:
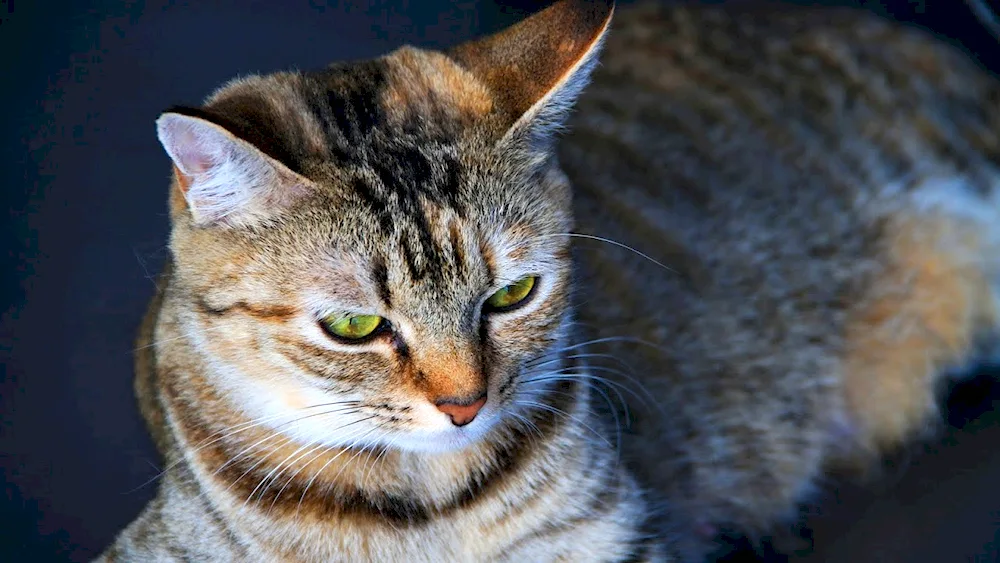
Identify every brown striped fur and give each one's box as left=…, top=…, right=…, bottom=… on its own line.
left=103, top=0, right=1000, bottom=561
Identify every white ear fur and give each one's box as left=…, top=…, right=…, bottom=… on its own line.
left=156, top=113, right=305, bottom=226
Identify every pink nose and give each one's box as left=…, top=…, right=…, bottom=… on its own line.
left=435, top=395, right=487, bottom=426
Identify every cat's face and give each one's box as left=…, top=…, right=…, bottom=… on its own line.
left=169, top=133, right=574, bottom=454
left=157, top=0, right=612, bottom=454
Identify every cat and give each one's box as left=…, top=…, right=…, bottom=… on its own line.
left=100, top=1, right=659, bottom=561
left=100, top=0, right=1000, bottom=561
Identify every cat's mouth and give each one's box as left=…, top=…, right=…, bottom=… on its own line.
left=400, top=366, right=540, bottom=449
left=389, top=403, right=501, bottom=453
left=398, top=359, right=568, bottom=453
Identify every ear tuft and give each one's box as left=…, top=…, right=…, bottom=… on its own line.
left=156, top=112, right=309, bottom=226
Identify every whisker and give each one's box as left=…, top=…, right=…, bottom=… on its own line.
left=218, top=434, right=297, bottom=499
left=210, top=405, right=364, bottom=478
left=520, top=382, right=624, bottom=453
left=578, top=379, right=626, bottom=455
left=211, top=413, right=371, bottom=501
left=132, top=246, right=161, bottom=291
left=525, top=353, right=641, bottom=418
left=512, top=398, right=616, bottom=451
left=242, top=414, right=378, bottom=509
left=334, top=435, right=386, bottom=486
left=573, top=364, right=661, bottom=413
left=556, top=366, right=632, bottom=421
left=523, top=369, right=654, bottom=414
left=262, top=439, right=337, bottom=511
left=121, top=401, right=362, bottom=494
left=527, top=351, right=635, bottom=372
left=504, top=409, right=543, bottom=442
left=211, top=430, right=289, bottom=480
left=361, top=436, right=395, bottom=493
left=246, top=440, right=318, bottom=508
left=130, top=322, right=234, bottom=353
left=552, top=335, right=672, bottom=355
left=537, top=232, right=677, bottom=273
left=268, top=423, right=376, bottom=513
left=295, top=427, right=381, bottom=515
left=523, top=338, right=660, bottom=416
left=269, top=444, right=334, bottom=511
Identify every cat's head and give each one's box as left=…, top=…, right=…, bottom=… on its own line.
left=155, top=0, right=614, bottom=453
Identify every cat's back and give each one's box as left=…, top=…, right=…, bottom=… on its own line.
left=564, top=1, right=1000, bottom=219
left=561, top=1, right=1000, bottom=321
left=559, top=2, right=1000, bottom=544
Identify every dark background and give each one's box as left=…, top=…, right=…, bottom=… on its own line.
left=3, top=1, right=1000, bottom=561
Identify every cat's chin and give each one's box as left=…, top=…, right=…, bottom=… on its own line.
left=385, top=410, right=504, bottom=455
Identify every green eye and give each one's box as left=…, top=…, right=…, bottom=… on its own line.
left=485, top=276, right=537, bottom=311
left=322, top=314, right=385, bottom=341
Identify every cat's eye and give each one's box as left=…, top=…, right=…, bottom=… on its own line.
left=484, top=276, right=538, bottom=312
left=321, top=313, right=386, bottom=342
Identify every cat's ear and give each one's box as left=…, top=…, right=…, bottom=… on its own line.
left=156, top=111, right=312, bottom=227
left=448, top=0, right=614, bottom=148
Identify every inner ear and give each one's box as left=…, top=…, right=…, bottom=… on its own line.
left=156, top=111, right=313, bottom=227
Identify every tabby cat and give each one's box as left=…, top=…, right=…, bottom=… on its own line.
left=101, top=0, right=1000, bottom=561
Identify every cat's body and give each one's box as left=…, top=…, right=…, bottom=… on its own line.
left=565, top=2, right=1000, bottom=550
left=102, top=1, right=1000, bottom=561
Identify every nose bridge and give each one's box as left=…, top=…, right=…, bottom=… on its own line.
left=413, top=337, right=485, bottom=402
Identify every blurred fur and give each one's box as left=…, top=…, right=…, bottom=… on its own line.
left=102, top=1, right=1000, bottom=561
left=562, top=2, right=1000, bottom=557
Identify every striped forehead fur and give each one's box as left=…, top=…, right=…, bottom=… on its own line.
left=170, top=53, right=569, bottom=283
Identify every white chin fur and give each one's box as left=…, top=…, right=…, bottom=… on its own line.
left=275, top=411, right=502, bottom=457
left=387, top=415, right=501, bottom=454
left=256, top=382, right=504, bottom=455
